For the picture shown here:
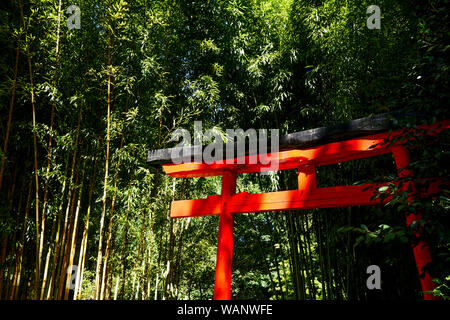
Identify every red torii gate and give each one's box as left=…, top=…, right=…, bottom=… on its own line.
left=148, top=117, right=449, bottom=300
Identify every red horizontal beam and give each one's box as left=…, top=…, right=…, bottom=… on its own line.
left=163, top=136, right=388, bottom=178
left=162, top=120, right=450, bottom=178
left=170, top=179, right=444, bottom=218
left=171, top=186, right=381, bottom=218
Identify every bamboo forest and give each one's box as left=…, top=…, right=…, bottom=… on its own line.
left=0, top=0, right=449, bottom=302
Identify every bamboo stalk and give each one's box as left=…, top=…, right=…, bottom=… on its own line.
left=106, top=231, right=116, bottom=300
left=40, top=153, right=69, bottom=300
left=249, top=214, right=278, bottom=299
left=8, top=176, right=32, bottom=300
left=74, top=155, right=98, bottom=300
left=136, top=184, right=150, bottom=300
left=63, top=158, right=87, bottom=299
left=113, top=275, right=120, bottom=300
left=0, top=169, right=15, bottom=298
left=39, top=1, right=63, bottom=288
left=3, top=169, right=20, bottom=298
left=119, top=190, right=132, bottom=299
left=73, top=223, right=87, bottom=300
left=4, top=174, right=24, bottom=299
left=0, top=30, right=21, bottom=192
left=100, top=134, right=125, bottom=299
left=45, top=155, right=71, bottom=300
left=19, top=1, right=41, bottom=299
left=95, top=0, right=113, bottom=299
left=57, top=166, right=80, bottom=299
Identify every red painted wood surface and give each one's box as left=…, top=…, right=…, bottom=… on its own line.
left=170, top=180, right=443, bottom=218
left=392, top=146, right=439, bottom=300
left=213, top=171, right=237, bottom=300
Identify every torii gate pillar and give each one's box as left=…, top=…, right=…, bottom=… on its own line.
left=214, top=171, right=237, bottom=300
left=392, top=146, right=437, bottom=300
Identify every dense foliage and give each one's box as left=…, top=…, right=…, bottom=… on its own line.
left=0, top=0, right=448, bottom=300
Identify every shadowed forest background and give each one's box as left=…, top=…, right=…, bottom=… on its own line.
left=0, top=0, right=449, bottom=300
